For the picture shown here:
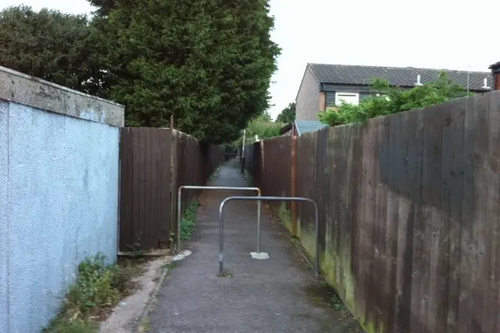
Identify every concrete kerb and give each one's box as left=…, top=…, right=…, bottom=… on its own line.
left=134, top=264, right=171, bottom=333
left=176, top=186, right=262, bottom=252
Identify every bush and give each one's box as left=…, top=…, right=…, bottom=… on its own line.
left=319, top=72, right=470, bottom=127
left=44, top=254, right=141, bottom=332
left=180, top=200, right=199, bottom=241
left=66, top=254, right=120, bottom=315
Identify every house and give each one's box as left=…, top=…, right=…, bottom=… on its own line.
left=296, top=63, right=493, bottom=121
left=280, top=120, right=328, bottom=137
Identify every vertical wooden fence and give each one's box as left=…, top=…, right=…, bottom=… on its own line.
left=119, top=128, right=223, bottom=252
left=244, top=91, right=500, bottom=333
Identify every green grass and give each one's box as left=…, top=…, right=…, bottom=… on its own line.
left=209, top=167, right=220, bottom=181
left=180, top=200, right=199, bottom=240
left=244, top=171, right=253, bottom=187
left=331, top=294, right=346, bottom=310
left=43, top=254, right=142, bottom=333
left=43, top=319, right=98, bottom=333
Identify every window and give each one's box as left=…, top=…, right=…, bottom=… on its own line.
left=335, top=92, right=359, bottom=106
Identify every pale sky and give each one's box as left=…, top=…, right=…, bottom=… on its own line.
left=3, top=0, right=500, bottom=119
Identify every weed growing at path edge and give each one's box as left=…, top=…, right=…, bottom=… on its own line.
left=43, top=254, right=142, bottom=332
left=181, top=200, right=199, bottom=240
left=209, top=167, right=220, bottom=181
left=244, top=171, right=253, bottom=187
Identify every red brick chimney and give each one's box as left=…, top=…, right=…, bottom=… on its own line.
left=490, top=61, right=500, bottom=90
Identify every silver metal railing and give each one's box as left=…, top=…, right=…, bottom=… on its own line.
left=177, top=186, right=262, bottom=252
left=219, top=196, right=319, bottom=277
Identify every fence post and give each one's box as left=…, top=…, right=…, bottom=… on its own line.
left=260, top=140, right=265, bottom=193
left=170, top=130, right=178, bottom=249
left=241, top=129, right=246, bottom=173
left=291, top=135, right=298, bottom=236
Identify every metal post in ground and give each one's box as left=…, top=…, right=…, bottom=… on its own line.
left=177, top=186, right=262, bottom=253
left=219, top=196, right=319, bottom=277
left=241, top=130, right=246, bottom=174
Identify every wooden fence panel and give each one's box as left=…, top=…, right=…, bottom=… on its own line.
left=169, top=130, right=224, bottom=239
left=119, top=128, right=172, bottom=251
left=120, top=128, right=223, bottom=252
left=243, top=91, right=500, bottom=333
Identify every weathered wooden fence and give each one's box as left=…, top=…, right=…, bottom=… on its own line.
left=245, top=91, right=500, bottom=333
left=119, top=128, right=223, bottom=252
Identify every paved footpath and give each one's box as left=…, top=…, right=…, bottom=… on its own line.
left=148, top=160, right=363, bottom=333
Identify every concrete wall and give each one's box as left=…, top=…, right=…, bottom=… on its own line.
left=295, top=66, right=320, bottom=121
left=0, top=66, right=124, bottom=333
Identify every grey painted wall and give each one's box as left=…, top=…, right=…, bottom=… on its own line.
left=0, top=101, right=8, bottom=333
left=296, top=67, right=320, bottom=121
left=0, top=67, right=124, bottom=333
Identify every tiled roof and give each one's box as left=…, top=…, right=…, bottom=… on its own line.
left=308, top=63, right=492, bottom=91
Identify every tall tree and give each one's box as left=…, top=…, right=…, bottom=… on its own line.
left=276, top=102, right=296, bottom=123
left=92, top=0, right=280, bottom=143
left=0, top=6, right=106, bottom=96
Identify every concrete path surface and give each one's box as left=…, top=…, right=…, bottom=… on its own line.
left=147, top=160, right=363, bottom=333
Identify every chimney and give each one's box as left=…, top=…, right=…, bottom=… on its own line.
left=489, top=61, right=500, bottom=90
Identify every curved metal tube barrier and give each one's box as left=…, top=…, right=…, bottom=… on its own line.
left=219, top=196, right=319, bottom=277
left=177, top=186, right=261, bottom=252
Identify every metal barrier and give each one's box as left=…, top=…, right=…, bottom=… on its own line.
left=177, top=186, right=262, bottom=252
left=219, top=196, right=319, bottom=277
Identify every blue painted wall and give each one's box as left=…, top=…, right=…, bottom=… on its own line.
left=0, top=101, right=120, bottom=333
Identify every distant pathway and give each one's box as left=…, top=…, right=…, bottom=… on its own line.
left=148, top=159, right=363, bottom=333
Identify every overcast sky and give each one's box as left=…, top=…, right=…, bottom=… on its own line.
left=2, top=0, right=500, bottom=119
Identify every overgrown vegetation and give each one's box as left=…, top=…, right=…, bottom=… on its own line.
left=234, top=112, right=284, bottom=147
left=319, top=72, right=469, bottom=127
left=246, top=114, right=284, bottom=141
left=0, top=2, right=280, bottom=143
left=244, top=170, right=253, bottom=187
left=0, top=6, right=106, bottom=97
left=209, top=167, right=220, bottom=181
left=180, top=200, right=199, bottom=241
left=127, top=233, right=145, bottom=258
left=330, top=295, right=346, bottom=310
left=276, top=102, right=296, bottom=124
left=44, top=254, right=142, bottom=333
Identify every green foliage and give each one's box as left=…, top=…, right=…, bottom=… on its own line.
left=233, top=113, right=283, bottom=147
left=276, top=102, right=296, bottom=123
left=319, top=72, right=469, bottom=127
left=88, top=0, right=116, bottom=16
left=92, top=0, right=280, bottom=143
left=244, top=170, right=253, bottom=186
left=246, top=115, right=283, bottom=140
left=0, top=1, right=280, bottom=144
left=0, top=6, right=107, bottom=97
left=44, top=254, right=140, bottom=333
left=209, top=167, right=220, bottom=181
left=127, top=242, right=144, bottom=258
left=43, top=320, right=98, bottom=333
left=330, top=295, right=346, bottom=310
left=67, top=254, right=120, bottom=314
left=181, top=200, right=199, bottom=241
left=127, top=233, right=144, bottom=258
